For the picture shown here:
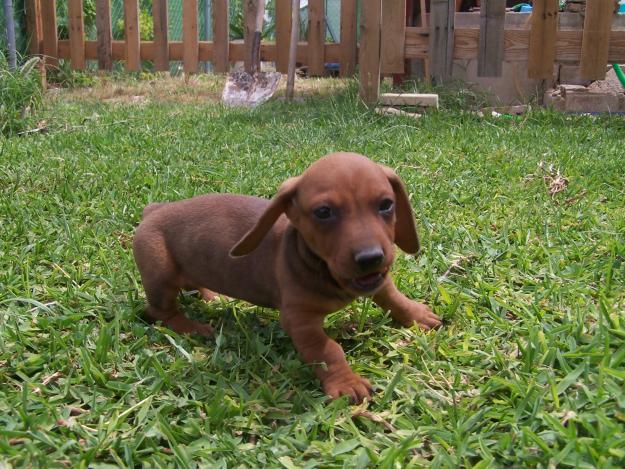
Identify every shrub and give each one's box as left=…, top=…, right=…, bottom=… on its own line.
left=0, top=54, right=43, bottom=136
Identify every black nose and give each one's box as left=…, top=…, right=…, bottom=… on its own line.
left=354, top=247, right=384, bottom=271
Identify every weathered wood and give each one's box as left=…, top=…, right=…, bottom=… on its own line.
left=182, top=0, right=199, bottom=73
left=429, top=0, right=455, bottom=82
left=359, top=0, right=382, bottom=104
left=152, top=0, right=169, bottom=71
left=243, top=0, right=255, bottom=72
left=379, top=93, right=439, bottom=108
left=381, top=0, right=406, bottom=74
left=212, top=0, right=229, bottom=73
left=340, top=0, right=357, bottom=77
left=528, top=0, right=558, bottom=79
left=307, top=0, right=325, bottom=76
left=96, top=0, right=113, bottom=70
left=68, top=0, right=85, bottom=69
left=124, top=0, right=141, bottom=71
left=275, top=0, right=291, bottom=73
left=580, top=0, right=614, bottom=80
left=477, top=0, right=505, bottom=77
left=286, top=0, right=300, bottom=100
left=26, top=0, right=42, bottom=55
left=41, top=0, right=58, bottom=67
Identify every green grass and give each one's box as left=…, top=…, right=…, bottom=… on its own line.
left=1, top=81, right=624, bottom=468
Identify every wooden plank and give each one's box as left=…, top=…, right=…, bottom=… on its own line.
left=26, top=0, right=42, bottom=55
left=359, top=0, right=382, bottom=104
left=340, top=0, right=357, bottom=77
left=41, top=0, right=58, bottom=67
left=307, top=0, right=325, bottom=76
left=379, top=93, right=439, bottom=107
left=243, top=0, right=255, bottom=72
left=580, top=0, right=614, bottom=80
left=96, top=0, right=113, bottom=70
left=405, top=26, right=429, bottom=58
left=152, top=0, right=169, bottom=71
left=477, top=0, right=505, bottom=77
left=68, top=0, right=85, bottom=69
left=527, top=0, right=558, bottom=79
left=183, top=0, right=199, bottom=73
left=124, top=0, right=141, bottom=71
left=429, top=0, right=455, bottom=83
left=213, top=0, right=229, bottom=73
left=275, top=0, right=291, bottom=73
left=381, top=0, right=406, bottom=74
left=58, top=40, right=348, bottom=63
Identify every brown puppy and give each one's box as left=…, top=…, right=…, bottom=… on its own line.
left=133, top=152, right=441, bottom=402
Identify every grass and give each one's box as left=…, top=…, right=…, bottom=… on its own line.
left=1, top=78, right=624, bottom=468
left=0, top=54, right=43, bottom=136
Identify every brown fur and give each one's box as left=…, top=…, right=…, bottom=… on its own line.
left=133, top=152, right=441, bottom=402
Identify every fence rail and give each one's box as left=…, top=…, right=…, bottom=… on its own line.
left=24, top=0, right=625, bottom=103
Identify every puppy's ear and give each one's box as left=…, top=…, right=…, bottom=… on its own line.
left=382, top=166, right=420, bottom=255
left=230, top=177, right=300, bottom=257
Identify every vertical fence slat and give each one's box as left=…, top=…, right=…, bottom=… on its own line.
left=359, top=0, right=381, bottom=104
left=275, top=0, right=291, bottom=73
left=124, top=0, right=141, bottom=71
left=477, top=0, right=505, bottom=77
left=381, top=0, right=406, bottom=74
left=152, top=0, right=169, bottom=71
left=307, top=0, right=325, bottom=76
left=41, top=0, right=58, bottom=67
left=96, top=0, right=113, bottom=70
left=340, top=0, right=357, bottom=77
left=183, top=0, right=199, bottom=73
left=527, top=0, right=557, bottom=79
left=69, top=0, right=85, bottom=69
left=213, top=0, right=229, bottom=73
left=580, top=1, right=614, bottom=81
left=26, top=0, right=42, bottom=55
left=429, top=0, right=455, bottom=83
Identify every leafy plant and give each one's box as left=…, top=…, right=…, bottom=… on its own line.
left=0, top=53, right=43, bottom=135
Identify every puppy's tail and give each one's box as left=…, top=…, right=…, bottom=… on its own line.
left=142, top=202, right=167, bottom=219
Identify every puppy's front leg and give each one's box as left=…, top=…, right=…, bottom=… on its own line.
left=280, top=311, right=372, bottom=403
left=373, top=280, right=442, bottom=330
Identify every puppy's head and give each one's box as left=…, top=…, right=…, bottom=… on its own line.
left=230, top=152, right=419, bottom=295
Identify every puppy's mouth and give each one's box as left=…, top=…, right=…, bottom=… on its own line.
left=350, top=269, right=388, bottom=293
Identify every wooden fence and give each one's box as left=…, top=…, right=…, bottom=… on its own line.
left=25, top=0, right=625, bottom=103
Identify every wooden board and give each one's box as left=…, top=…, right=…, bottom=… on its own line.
left=275, top=0, right=291, bottom=73
left=429, top=0, right=455, bottom=82
left=359, top=0, right=382, bottom=104
left=477, top=0, right=505, bottom=77
left=307, top=0, right=325, bottom=76
left=124, top=0, right=141, bottom=71
left=340, top=0, right=357, bottom=77
left=212, top=0, right=229, bottom=73
left=379, top=93, right=439, bottom=107
left=96, top=0, right=113, bottom=70
left=152, top=0, right=169, bottom=71
left=183, top=0, right=199, bottom=73
left=26, top=0, right=42, bottom=55
left=41, top=0, right=58, bottom=67
left=527, top=0, right=558, bottom=79
left=580, top=0, right=614, bottom=80
left=68, top=0, right=85, bottom=69
left=381, top=0, right=406, bottom=74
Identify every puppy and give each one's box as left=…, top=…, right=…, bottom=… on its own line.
left=133, top=152, right=441, bottom=402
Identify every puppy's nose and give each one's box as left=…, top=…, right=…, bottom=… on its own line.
left=354, top=247, right=384, bottom=271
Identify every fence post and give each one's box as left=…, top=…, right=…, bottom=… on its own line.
left=339, top=0, right=357, bottom=77
left=69, top=0, right=86, bottom=70
left=429, top=0, right=455, bottom=83
left=307, top=0, right=325, bottom=76
left=153, top=0, right=169, bottom=72
left=96, top=0, right=113, bottom=70
left=124, top=0, right=141, bottom=71
left=275, top=0, right=291, bottom=73
left=26, top=0, right=42, bottom=56
left=477, top=0, right=505, bottom=77
left=41, top=0, right=58, bottom=68
left=183, top=0, right=199, bottom=74
left=359, top=0, right=382, bottom=105
left=580, top=0, right=614, bottom=81
left=381, top=0, right=406, bottom=75
left=527, top=0, right=557, bottom=79
left=213, top=0, right=229, bottom=73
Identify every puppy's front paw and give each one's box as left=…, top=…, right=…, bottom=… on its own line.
left=393, top=302, right=442, bottom=330
left=323, top=370, right=372, bottom=404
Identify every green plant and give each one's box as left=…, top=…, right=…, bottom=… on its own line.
left=46, top=60, right=97, bottom=88
left=0, top=53, right=43, bottom=135
left=114, top=8, right=155, bottom=41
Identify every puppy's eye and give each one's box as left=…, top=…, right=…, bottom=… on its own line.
left=313, top=206, right=334, bottom=220
left=379, top=199, right=394, bottom=213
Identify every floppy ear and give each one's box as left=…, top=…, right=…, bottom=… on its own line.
left=381, top=166, right=420, bottom=255
left=230, top=177, right=300, bottom=257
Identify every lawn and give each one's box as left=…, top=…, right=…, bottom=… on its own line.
left=1, top=77, right=624, bottom=468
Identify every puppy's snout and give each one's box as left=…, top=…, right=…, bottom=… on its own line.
left=354, top=247, right=385, bottom=272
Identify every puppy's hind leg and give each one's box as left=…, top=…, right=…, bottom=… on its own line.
left=134, top=232, right=213, bottom=337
